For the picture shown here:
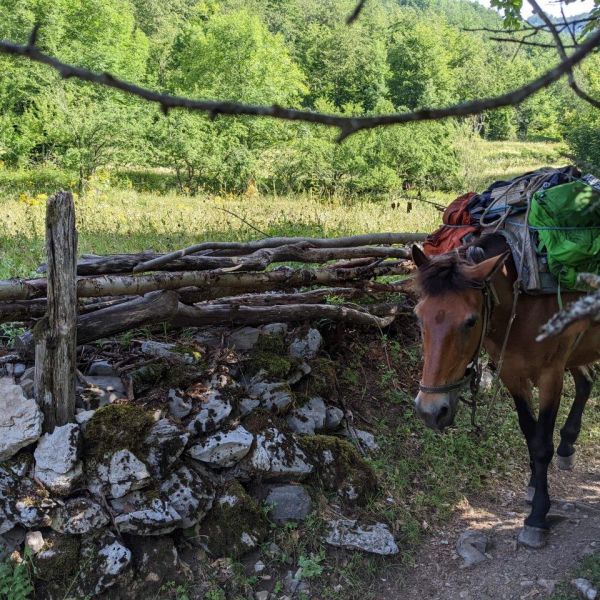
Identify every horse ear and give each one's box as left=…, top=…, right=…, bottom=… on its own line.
left=464, top=251, right=509, bottom=282
left=412, top=245, right=429, bottom=268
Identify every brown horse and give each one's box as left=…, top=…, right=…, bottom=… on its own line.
left=412, top=233, right=600, bottom=548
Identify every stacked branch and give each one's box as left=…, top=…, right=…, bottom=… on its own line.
left=2, top=232, right=422, bottom=351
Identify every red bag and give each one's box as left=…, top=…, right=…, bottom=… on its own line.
left=422, top=192, right=479, bottom=256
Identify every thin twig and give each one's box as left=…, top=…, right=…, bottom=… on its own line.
left=216, top=207, right=269, bottom=237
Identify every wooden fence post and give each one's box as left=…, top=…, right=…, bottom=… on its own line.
left=34, top=191, right=78, bottom=432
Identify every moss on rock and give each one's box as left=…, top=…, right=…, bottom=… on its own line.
left=34, top=533, right=81, bottom=582
left=84, top=403, right=154, bottom=460
left=195, top=481, right=269, bottom=559
left=299, top=357, right=337, bottom=399
left=299, top=435, right=377, bottom=506
left=247, top=333, right=292, bottom=379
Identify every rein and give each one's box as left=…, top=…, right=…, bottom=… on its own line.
left=418, top=281, right=497, bottom=429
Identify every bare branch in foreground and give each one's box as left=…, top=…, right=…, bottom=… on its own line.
left=528, top=0, right=600, bottom=109
left=537, top=273, right=600, bottom=340
left=1, top=26, right=599, bottom=140
left=347, top=0, right=367, bottom=25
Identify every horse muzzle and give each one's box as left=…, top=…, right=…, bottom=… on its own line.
left=414, top=390, right=460, bottom=432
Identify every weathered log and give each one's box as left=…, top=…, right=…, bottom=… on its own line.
left=133, top=232, right=427, bottom=272
left=34, top=191, right=77, bottom=432
left=171, top=302, right=399, bottom=329
left=42, top=244, right=411, bottom=275
left=77, top=291, right=179, bottom=345
left=0, top=262, right=409, bottom=301
left=19, top=291, right=181, bottom=355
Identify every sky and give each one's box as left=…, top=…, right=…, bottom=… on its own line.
left=475, top=0, right=596, bottom=18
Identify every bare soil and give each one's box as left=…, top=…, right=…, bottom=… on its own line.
left=393, top=455, right=600, bottom=600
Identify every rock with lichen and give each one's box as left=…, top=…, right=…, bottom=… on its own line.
left=288, top=328, right=322, bottom=360
left=51, top=497, right=110, bottom=535
left=194, top=481, right=269, bottom=558
left=248, top=427, right=314, bottom=480
left=34, top=423, right=82, bottom=496
left=75, top=531, right=133, bottom=597
left=111, top=490, right=182, bottom=535
left=245, top=376, right=295, bottom=413
left=143, top=418, right=189, bottom=478
left=159, top=464, right=215, bottom=528
left=299, top=435, right=377, bottom=505
left=0, top=377, right=43, bottom=461
left=188, top=425, right=254, bottom=468
left=286, top=397, right=327, bottom=434
left=96, top=449, right=152, bottom=499
left=186, top=389, right=232, bottom=435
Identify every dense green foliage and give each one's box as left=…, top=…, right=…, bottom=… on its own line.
left=0, top=0, right=597, bottom=195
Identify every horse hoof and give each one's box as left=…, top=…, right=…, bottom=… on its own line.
left=517, top=525, right=548, bottom=549
left=556, top=452, right=575, bottom=471
left=526, top=486, right=535, bottom=504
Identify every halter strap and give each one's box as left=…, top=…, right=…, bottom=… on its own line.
left=418, top=281, right=495, bottom=396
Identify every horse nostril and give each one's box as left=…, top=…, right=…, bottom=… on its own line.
left=436, top=403, right=449, bottom=425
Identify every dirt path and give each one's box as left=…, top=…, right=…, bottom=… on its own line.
left=392, top=455, right=600, bottom=600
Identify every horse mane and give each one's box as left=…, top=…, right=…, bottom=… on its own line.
left=417, top=233, right=509, bottom=297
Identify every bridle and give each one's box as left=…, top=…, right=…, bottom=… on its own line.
left=418, top=280, right=498, bottom=425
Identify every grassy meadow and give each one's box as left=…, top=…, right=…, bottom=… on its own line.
left=0, top=140, right=567, bottom=280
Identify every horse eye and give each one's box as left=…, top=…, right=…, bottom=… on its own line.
left=464, top=315, right=477, bottom=329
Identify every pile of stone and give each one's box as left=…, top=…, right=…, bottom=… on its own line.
left=0, top=323, right=396, bottom=598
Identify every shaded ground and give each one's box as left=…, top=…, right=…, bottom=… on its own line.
left=395, top=450, right=600, bottom=600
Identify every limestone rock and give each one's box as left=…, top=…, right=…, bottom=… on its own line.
left=141, top=340, right=195, bottom=364
left=51, top=497, right=110, bottom=535
left=33, top=423, right=83, bottom=496
left=263, top=484, right=312, bottom=524
left=168, top=388, right=192, bottom=419
left=286, top=397, right=327, bottom=435
left=77, top=532, right=132, bottom=597
left=0, top=377, right=43, bottom=461
left=246, top=376, right=295, bottom=413
left=160, top=465, right=215, bottom=528
left=97, top=449, right=151, bottom=499
left=228, top=327, right=261, bottom=351
left=144, top=418, right=189, bottom=478
left=325, top=519, right=398, bottom=555
left=325, top=406, right=344, bottom=430
left=186, top=390, right=232, bottom=435
left=24, top=530, right=44, bottom=555
left=112, top=491, right=182, bottom=535
left=188, top=425, right=254, bottom=468
left=80, top=375, right=126, bottom=408
left=343, top=426, right=379, bottom=452
left=240, top=397, right=261, bottom=416
left=35, top=423, right=81, bottom=474
left=572, top=578, right=598, bottom=600
left=289, top=328, right=322, bottom=360
left=250, top=428, right=313, bottom=479
left=75, top=409, right=96, bottom=430
left=456, top=530, right=490, bottom=567
left=88, top=360, right=117, bottom=377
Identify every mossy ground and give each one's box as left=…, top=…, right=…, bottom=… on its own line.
left=246, top=334, right=293, bottom=380
left=84, top=403, right=154, bottom=460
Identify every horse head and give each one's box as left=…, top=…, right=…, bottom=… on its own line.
left=412, top=244, right=507, bottom=431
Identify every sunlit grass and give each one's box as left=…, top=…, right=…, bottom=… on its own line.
left=0, top=140, right=566, bottom=280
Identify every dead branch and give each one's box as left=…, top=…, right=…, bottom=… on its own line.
left=171, top=301, right=399, bottom=329
left=0, top=262, right=409, bottom=302
left=537, top=288, right=600, bottom=340
left=1, top=25, right=599, bottom=140
left=347, top=0, right=367, bottom=25
left=133, top=232, right=425, bottom=272
left=50, top=244, right=410, bottom=276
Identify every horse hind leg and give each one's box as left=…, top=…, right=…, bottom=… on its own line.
left=556, top=366, right=593, bottom=470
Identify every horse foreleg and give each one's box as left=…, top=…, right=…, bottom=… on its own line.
left=518, top=369, right=563, bottom=549
left=556, top=366, right=593, bottom=470
left=507, top=380, right=536, bottom=502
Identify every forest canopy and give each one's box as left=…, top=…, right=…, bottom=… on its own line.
left=0, top=0, right=598, bottom=195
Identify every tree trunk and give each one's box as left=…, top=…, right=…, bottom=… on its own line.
left=34, top=191, right=78, bottom=432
